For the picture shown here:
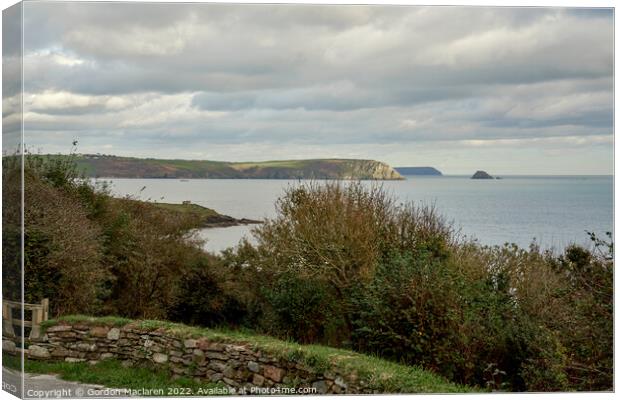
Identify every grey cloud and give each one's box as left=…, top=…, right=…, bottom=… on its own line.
left=11, top=3, right=613, bottom=174
left=191, top=83, right=379, bottom=111
left=20, top=5, right=613, bottom=96
left=192, top=92, right=258, bottom=111
left=191, top=84, right=477, bottom=112
left=29, top=105, right=114, bottom=116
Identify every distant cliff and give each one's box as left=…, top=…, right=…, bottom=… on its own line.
left=70, top=155, right=404, bottom=180
left=395, top=167, right=442, bottom=176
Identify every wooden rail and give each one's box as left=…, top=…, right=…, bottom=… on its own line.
left=2, top=299, right=49, bottom=340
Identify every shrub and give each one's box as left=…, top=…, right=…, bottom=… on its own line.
left=18, top=147, right=215, bottom=319
left=349, top=251, right=462, bottom=368
left=19, top=150, right=108, bottom=315
left=260, top=271, right=345, bottom=344
left=98, top=198, right=206, bottom=318
left=347, top=247, right=559, bottom=391
left=250, top=181, right=455, bottom=337
left=167, top=255, right=248, bottom=328
left=552, top=235, right=613, bottom=390
left=24, top=174, right=107, bottom=315
left=2, top=155, right=23, bottom=303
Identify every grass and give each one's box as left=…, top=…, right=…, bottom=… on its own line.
left=106, top=199, right=228, bottom=229
left=229, top=159, right=376, bottom=171
left=150, top=202, right=219, bottom=218
left=230, top=160, right=309, bottom=170
left=42, top=315, right=474, bottom=394
left=41, top=315, right=132, bottom=331
left=3, top=355, right=227, bottom=396
left=66, top=154, right=402, bottom=179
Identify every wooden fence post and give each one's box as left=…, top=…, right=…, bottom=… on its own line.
left=2, top=302, right=15, bottom=337
left=41, top=298, right=49, bottom=321
left=29, top=308, right=41, bottom=340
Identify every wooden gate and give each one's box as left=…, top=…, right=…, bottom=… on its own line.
left=2, top=299, right=49, bottom=340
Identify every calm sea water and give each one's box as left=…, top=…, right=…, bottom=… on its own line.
left=105, top=176, right=613, bottom=253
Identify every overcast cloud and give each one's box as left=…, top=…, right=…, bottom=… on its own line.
left=7, top=3, right=613, bottom=174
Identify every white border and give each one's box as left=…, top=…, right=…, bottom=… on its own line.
left=0, top=1, right=616, bottom=400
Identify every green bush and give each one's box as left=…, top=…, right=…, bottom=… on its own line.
left=248, top=182, right=454, bottom=338
left=2, top=155, right=24, bottom=303
left=552, top=235, right=613, bottom=390
left=260, top=271, right=346, bottom=344
left=18, top=148, right=215, bottom=319
left=347, top=248, right=544, bottom=390
left=349, top=251, right=462, bottom=368
left=23, top=156, right=107, bottom=315
left=167, top=256, right=248, bottom=328
left=98, top=197, right=205, bottom=318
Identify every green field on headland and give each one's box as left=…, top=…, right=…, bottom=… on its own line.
left=68, top=154, right=404, bottom=180
left=140, top=201, right=260, bottom=228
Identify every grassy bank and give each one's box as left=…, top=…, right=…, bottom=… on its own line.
left=149, top=202, right=219, bottom=218
left=40, top=315, right=473, bottom=394
left=149, top=202, right=261, bottom=227
left=3, top=355, right=226, bottom=396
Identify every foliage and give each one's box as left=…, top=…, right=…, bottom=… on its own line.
left=17, top=146, right=211, bottom=318
left=2, top=154, right=24, bottom=303
left=167, top=255, right=247, bottom=328
left=21, top=147, right=107, bottom=314
left=99, top=197, right=204, bottom=318
left=552, top=233, right=613, bottom=390
left=16, top=150, right=612, bottom=392
left=226, top=181, right=613, bottom=391
left=348, top=251, right=464, bottom=372
left=260, top=271, right=345, bottom=344
left=244, top=182, right=454, bottom=337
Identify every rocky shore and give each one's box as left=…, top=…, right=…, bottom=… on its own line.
left=201, top=214, right=262, bottom=228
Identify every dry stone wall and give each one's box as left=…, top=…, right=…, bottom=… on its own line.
left=4, top=323, right=371, bottom=394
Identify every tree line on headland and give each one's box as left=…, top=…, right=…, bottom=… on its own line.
left=3, top=150, right=612, bottom=392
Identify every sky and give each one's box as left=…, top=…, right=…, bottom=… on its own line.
left=3, top=3, right=614, bottom=174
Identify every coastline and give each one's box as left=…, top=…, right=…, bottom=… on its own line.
left=200, top=214, right=262, bottom=229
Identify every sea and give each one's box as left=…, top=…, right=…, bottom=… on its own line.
left=105, top=175, right=613, bottom=254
